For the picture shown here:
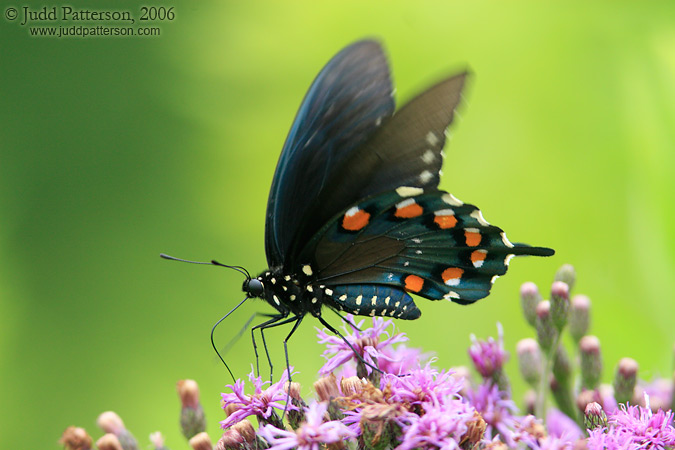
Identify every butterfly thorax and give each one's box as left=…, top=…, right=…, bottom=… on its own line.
left=246, top=268, right=326, bottom=318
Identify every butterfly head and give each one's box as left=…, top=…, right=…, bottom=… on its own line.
left=243, top=277, right=264, bottom=298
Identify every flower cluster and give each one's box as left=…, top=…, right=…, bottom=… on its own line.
left=61, top=265, right=675, bottom=450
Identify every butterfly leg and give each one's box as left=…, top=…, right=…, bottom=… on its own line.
left=251, top=313, right=287, bottom=379
left=252, top=313, right=302, bottom=382
left=329, top=307, right=364, bottom=333
left=317, top=315, right=383, bottom=376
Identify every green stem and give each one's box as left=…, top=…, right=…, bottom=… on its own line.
left=535, top=333, right=561, bottom=420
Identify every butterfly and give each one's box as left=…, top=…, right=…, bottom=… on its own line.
left=164, top=39, right=553, bottom=377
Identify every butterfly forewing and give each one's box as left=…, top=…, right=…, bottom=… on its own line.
left=265, top=40, right=395, bottom=267
left=286, top=73, right=467, bottom=268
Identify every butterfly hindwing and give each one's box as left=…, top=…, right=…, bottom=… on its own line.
left=300, top=188, right=553, bottom=314
left=265, top=40, right=395, bottom=267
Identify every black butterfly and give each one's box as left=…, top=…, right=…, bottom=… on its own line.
left=164, top=39, right=553, bottom=377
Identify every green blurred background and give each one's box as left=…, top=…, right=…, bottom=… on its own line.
left=1, top=0, right=674, bottom=448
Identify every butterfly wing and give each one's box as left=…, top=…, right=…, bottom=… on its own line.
left=302, top=188, right=553, bottom=318
left=286, top=74, right=467, bottom=267
left=265, top=40, right=395, bottom=267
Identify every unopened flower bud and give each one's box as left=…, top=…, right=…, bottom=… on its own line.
left=576, top=389, right=600, bottom=413
left=520, top=282, right=542, bottom=327
left=97, top=411, right=126, bottom=435
left=314, top=375, right=343, bottom=421
left=215, top=430, right=242, bottom=450
left=569, top=295, right=590, bottom=342
left=553, top=344, right=572, bottom=385
left=613, top=357, right=638, bottom=405
left=341, top=376, right=365, bottom=396
left=189, top=432, right=212, bottom=450
left=535, top=301, right=558, bottom=352
left=149, top=432, right=169, bottom=450
left=459, top=411, right=487, bottom=448
left=97, top=412, right=139, bottom=450
left=178, top=379, right=206, bottom=439
left=60, top=426, right=93, bottom=450
left=550, top=281, right=570, bottom=331
left=584, top=402, right=607, bottom=430
left=314, top=375, right=340, bottom=402
left=285, top=381, right=307, bottom=429
left=97, top=434, right=124, bottom=450
left=523, top=389, right=537, bottom=416
left=178, top=379, right=201, bottom=408
left=516, top=338, right=542, bottom=387
left=580, top=336, right=602, bottom=390
left=554, top=264, right=576, bottom=291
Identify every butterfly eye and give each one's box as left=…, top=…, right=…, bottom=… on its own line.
left=245, top=279, right=264, bottom=297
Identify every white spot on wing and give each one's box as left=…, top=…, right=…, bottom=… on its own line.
left=345, top=206, right=360, bottom=217
left=470, top=209, right=490, bottom=226
left=419, top=170, right=433, bottom=183
left=445, top=278, right=460, bottom=287
left=504, top=254, right=515, bottom=266
left=325, top=288, right=333, bottom=296
left=441, top=193, right=463, bottom=206
left=339, top=294, right=347, bottom=301
left=396, top=186, right=424, bottom=197
left=396, top=198, right=417, bottom=209
left=355, top=295, right=362, bottom=306
left=421, top=149, right=435, bottom=164
left=491, top=274, right=500, bottom=284
left=426, top=131, right=440, bottom=146
left=500, top=232, right=515, bottom=248
left=371, top=296, right=377, bottom=306
left=302, top=265, right=313, bottom=276
left=435, top=208, right=455, bottom=217
left=444, top=291, right=460, bottom=300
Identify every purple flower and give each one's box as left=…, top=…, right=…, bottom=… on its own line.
left=466, top=382, right=519, bottom=446
left=587, top=426, right=641, bottom=450
left=220, top=368, right=297, bottom=429
left=396, top=399, right=475, bottom=450
left=385, top=363, right=464, bottom=408
left=641, top=378, right=674, bottom=412
left=546, top=408, right=583, bottom=442
left=317, top=314, right=408, bottom=375
left=609, top=401, right=675, bottom=448
left=258, top=402, right=356, bottom=450
left=378, top=343, right=429, bottom=375
left=587, top=399, right=675, bottom=450
left=468, top=323, right=509, bottom=379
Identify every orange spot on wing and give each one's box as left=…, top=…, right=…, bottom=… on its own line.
left=471, top=250, right=487, bottom=264
left=342, top=209, right=370, bottom=231
left=442, top=267, right=464, bottom=285
left=434, top=214, right=457, bottom=229
left=465, top=230, right=482, bottom=247
left=404, top=274, right=424, bottom=293
left=395, top=202, right=423, bottom=219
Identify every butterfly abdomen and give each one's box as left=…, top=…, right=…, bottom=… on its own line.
left=325, top=284, right=421, bottom=319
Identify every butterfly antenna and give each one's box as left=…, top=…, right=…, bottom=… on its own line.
left=211, top=295, right=252, bottom=382
left=160, top=253, right=251, bottom=280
